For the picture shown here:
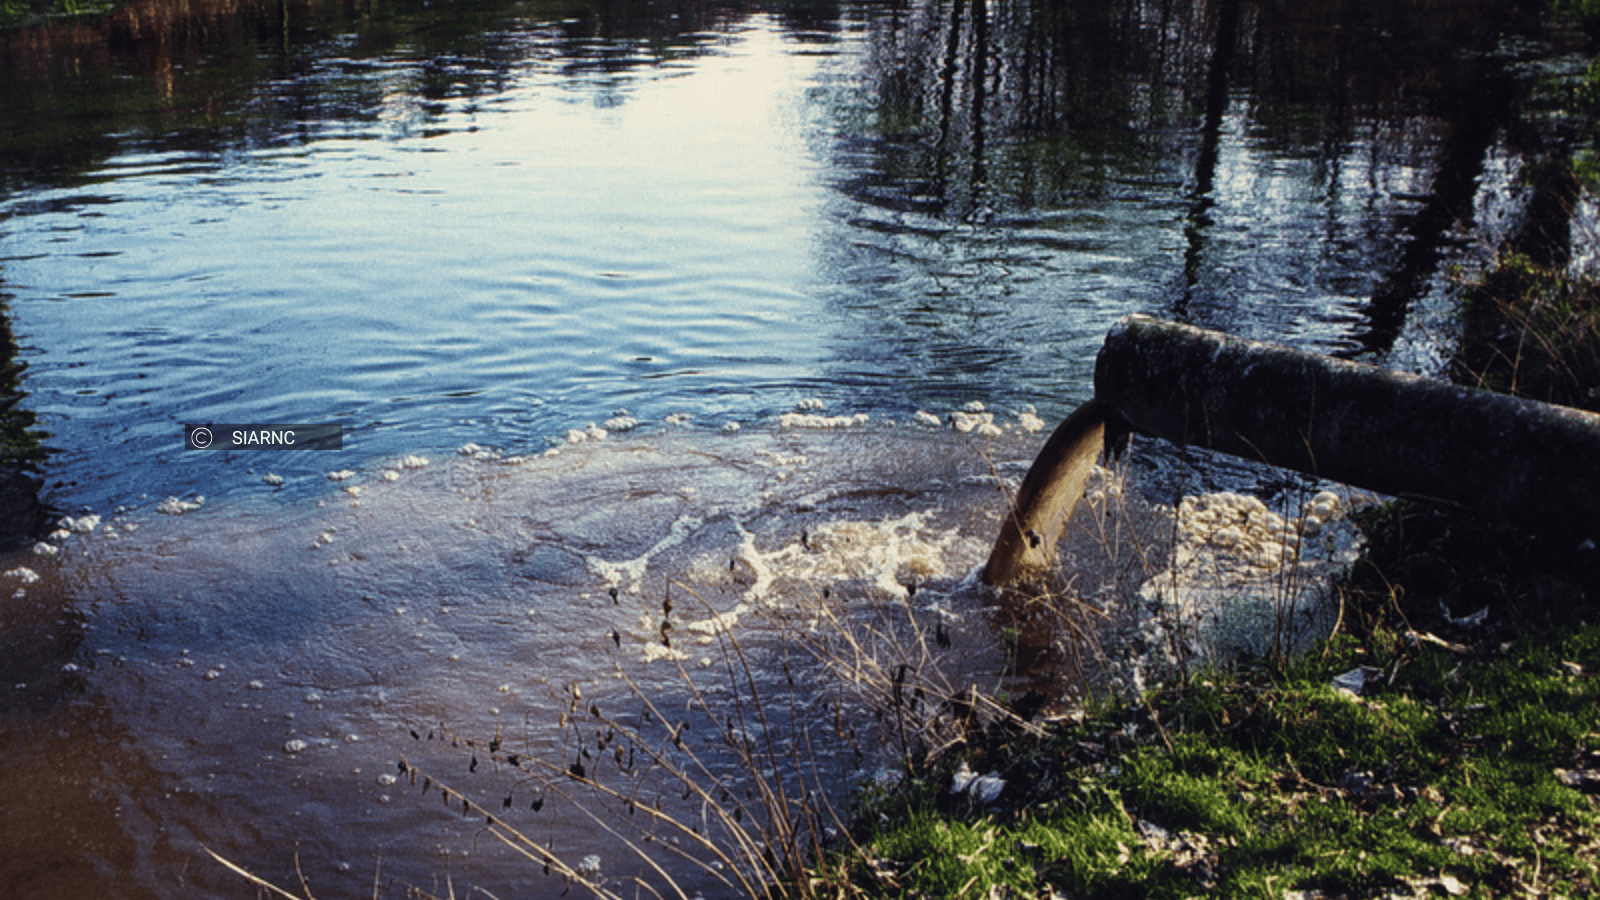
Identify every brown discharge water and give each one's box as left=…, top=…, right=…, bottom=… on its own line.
left=0, top=425, right=1038, bottom=899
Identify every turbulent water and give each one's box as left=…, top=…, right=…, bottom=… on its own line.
left=0, top=0, right=1567, bottom=895
left=1, top=421, right=1040, bottom=898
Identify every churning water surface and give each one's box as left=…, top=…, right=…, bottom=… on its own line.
left=0, top=0, right=1558, bottom=895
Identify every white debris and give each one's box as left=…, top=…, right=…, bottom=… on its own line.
left=721, top=421, right=742, bottom=433
left=326, top=470, right=356, bottom=482
left=914, top=410, right=943, bottom=426
left=399, top=454, right=429, bottom=469
left=795, top=397, right=826, bottom=411
left=262, top=473, right=285, bottom=486
left=1331, top=666, right=1383, bottom=697
left=457, top=443, right=483, bottom=456
left=664, top=412, right=692, bottom=426
left=32, top=542, right=59, bottom=556
left=951, top=761, right=1006, bottom=805
left=63, top=515, right=100, bottom=534
left=962, top=401, right=986, bottom=412
left=584, top=423, right=609, bottom=441
left=380, top=470, right=400, bottom=482
left=1016, top=411, right=1047, bottom=433
left=601, top=415, right=638, bottom=432
left=3, top=568, right=39, bottom=583
left=565, top=429, right=589, bottom=444
left=1439, top=600, right=1489, bottom=628
left=283, top=739, right=309, bottom=754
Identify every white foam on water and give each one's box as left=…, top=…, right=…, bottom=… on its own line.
left=582, top=512, right=711, bottom=595
left=0, top=420, right=1373, bottom=898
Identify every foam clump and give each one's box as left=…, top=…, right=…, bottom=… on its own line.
left=1299, top=490, right=1343, bottom=535
left=795, top=398, right=826, bottom=411
left=3, top=567, right=40, bottom=583
left=1175, top=491, right=1303, bottom=572
left=949, top=410, right=1002, bottom=436
left=399, top=454, right=429, bottom=469
left=157, top=496, right=204, bottom=515
left=327, top=469, right=356, bottom=482
left=914, top=410, right=942, bottom=426
left=707, top=511, right=975, bottom=607
left=1132, top=487, right=1364, bottom=663
left=602, top=412, right=639, bottom=432
left=262, top=473, right=284, bottom=486
left=565, top=424, right=610, bottom=444
left=1016, top=410, right=1047, bottom=433
left=59, top=515, right=101, bottom=534
left=778, top=412, right=869, bottom=429
left=640, top=641, right=687, bottom=663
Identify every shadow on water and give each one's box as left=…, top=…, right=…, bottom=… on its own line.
left=0, top=287, right=49, bottom=551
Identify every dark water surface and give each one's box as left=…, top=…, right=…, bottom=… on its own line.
left=0, top=0, right=1566, bottom=896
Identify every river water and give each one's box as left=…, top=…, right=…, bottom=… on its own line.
left=0, top=0, right=1565, bottom=896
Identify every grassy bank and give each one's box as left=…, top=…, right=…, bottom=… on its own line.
left=823, top=506, right=1600, bottom=899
